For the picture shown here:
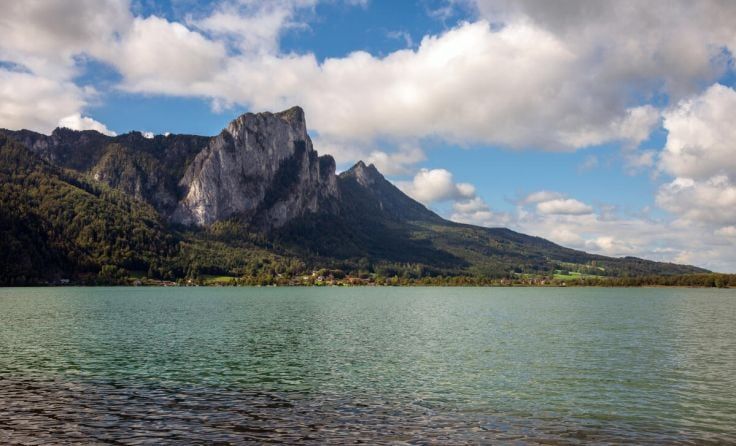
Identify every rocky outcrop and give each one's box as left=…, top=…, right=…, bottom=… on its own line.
left=171, top=106, right=339, bottom=229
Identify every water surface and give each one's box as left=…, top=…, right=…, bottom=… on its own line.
left=0, top=287, right=734, bottom=444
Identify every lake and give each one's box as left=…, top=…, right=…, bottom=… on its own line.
left=0, top=287, right=734, bottom=444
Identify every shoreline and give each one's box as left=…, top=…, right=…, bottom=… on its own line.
left=1, top=283, right=734, bottom=289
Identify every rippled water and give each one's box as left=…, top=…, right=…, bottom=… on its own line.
left=0, top=287, right=734, bottom=444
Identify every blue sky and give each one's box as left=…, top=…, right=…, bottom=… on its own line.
left=1, top=0, right=736, bottom=271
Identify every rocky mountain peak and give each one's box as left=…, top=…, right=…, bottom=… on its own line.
left=226, top=106, right=307, bottom=143
left=275, top=105, right=306, bottom=125
left=172, top=106, right=339, bottom=228
left=344, top=160, right=383, bottom=187
left=338, top=160, right=441, bottom=223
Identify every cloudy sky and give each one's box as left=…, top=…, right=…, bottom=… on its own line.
left=2, top=0, right=736, bottom=271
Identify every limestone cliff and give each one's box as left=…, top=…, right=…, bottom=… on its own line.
left=171, top=106, right=339, bottom=229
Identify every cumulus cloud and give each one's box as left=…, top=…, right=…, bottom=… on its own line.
left=386, top=30, right=415, bottom=48
left=623, top=150, right=657, bottom=174
left=0, top=0, right=131, bottom=79
left=0, top=70, right=90, bottom=133
left=473, top=1, right=736, bottom=97
left=536, top=198, right=593, bottom=216
left=394, top=166, right=513, bottom=229
left=110, top=19, right=666, bottom=151
left=58, top=113, right=117, bottom=136
left=191, top=0, right=318, bottom=54
left=518, top=191, right=594, bottom=216
left=521, top=190, right=564, bottom=204
left=653, top=84, right=736, bottom=230
left=656, top=176, right=736, bottom=226
left=0, top=0, right=131, bottom=132
left=577, top=155, right=599, bottom=172
left=112, top=16, right=228, bottom=93
left=2, top=0, right=735, bottom=153
left=558, top=105, right=661, bottom=149
left=716, top=226, right=736, bottom=237
left=309, top=136, right=427, bottom=175
left=397, top=168, right=475, bottom=204
left=450, top=196, right=512, bottom=227
left=364, top=145, right=426, bottom=175
left=660, top=84, right=736, bottom=181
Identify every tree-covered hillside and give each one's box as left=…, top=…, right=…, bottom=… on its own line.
left=0, top=135, right=177, bottom=284
left=0, top=124, right=709, bottom=286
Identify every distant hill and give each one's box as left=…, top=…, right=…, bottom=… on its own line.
left=0, top=108, right=707, bottom=285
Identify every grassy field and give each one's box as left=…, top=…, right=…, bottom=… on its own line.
left=200, top=275, right=239, bottom=285
left=553, top=271, right=595, bottom=281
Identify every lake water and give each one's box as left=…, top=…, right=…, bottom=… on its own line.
left=0, top=287, right=734, bottom=444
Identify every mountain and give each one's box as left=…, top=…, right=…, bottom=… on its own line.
left=172, top=107, right=339, bottom=229
left=0, top=134, right=177, bottom=284
left=0, top=107, right=707, bottom=284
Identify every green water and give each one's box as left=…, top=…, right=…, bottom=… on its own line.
left=0, top=287, right=734, bottom=444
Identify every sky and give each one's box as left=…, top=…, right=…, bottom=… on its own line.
left=1, top=0, right=736, bottom=271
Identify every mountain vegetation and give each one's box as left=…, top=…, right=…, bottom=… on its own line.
left=0, top=108, right=711, bottom=286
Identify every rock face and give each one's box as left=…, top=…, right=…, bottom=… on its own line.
left=171, top=106, right=339, bottom=229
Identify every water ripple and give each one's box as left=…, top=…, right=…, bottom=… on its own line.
left=0, top=287, right=734, bottom=444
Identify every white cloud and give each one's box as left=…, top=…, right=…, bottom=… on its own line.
left=558, top=105, right=661, bottom=148
left=520, top=190, right=594, bottom=216
left=365, top=145, right=426, bottom=175
left=660, top=84, right=736, bottom=181
left=191, top=0, right=318, bottom=54
left=716, top=226, right=736, bottom=237
left=652, top=84, right=736, bottom=229
left=624, top=150, right=657, bottom=174
left=0, top=0, right=131, bottom=79
left=536, top=198, right=593, bottom=216
left=386, top=30, right=415, bottom=48
left=397, top=168, right=475, bottom=204
left=112, top=16, right=228, bottom=94
left=0, top=0, right=130, bottom=133
left=58, top=113, right=117, bottom=136
left=392, top=165, right=512, bottom=229
left=472, top=1, right=736, bottom=97
left=614, top=106, right=662, bottom=147
left=656, top=176, right=736, bottom=226
left=577, top=155, right=599, bottom=172
left=2, top=0, right=735, bottom=155
left=114, top=19, right=663, bottom=151
left=309, top=137, right=426, bottom=175
left=450, top=196, right=512, bottom=227
left=0, top=70, right=90, bottom=133
left=521, top=190, right=564, bottom=204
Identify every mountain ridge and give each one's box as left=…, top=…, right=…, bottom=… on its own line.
left=0, top=107, right=709, bottom=284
